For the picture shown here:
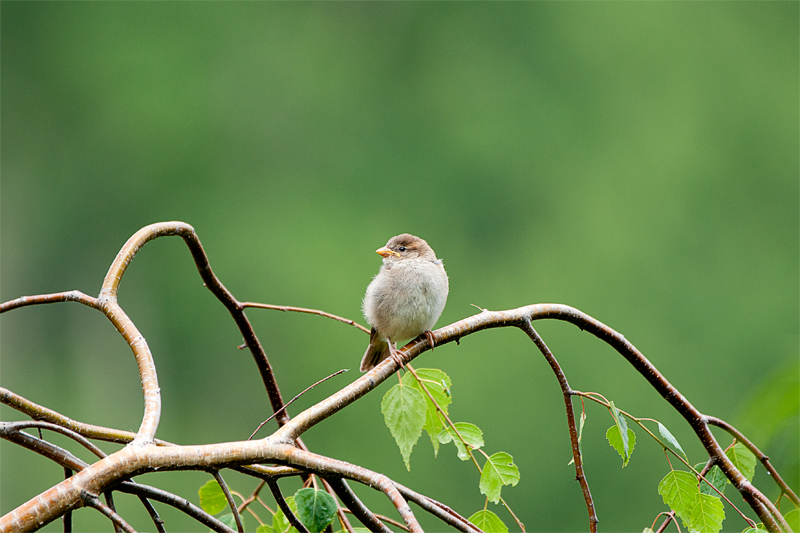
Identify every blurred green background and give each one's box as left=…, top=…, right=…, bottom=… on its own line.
left=1, top=2, right=797, bottom=531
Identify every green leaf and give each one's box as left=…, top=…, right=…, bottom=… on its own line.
left=467, top=510, right=509, bottom=533
left=606, top=425, right=636, bottom=467
left=784, top=508, right=800, bottom=532
left=403, top=369, right=452, bottom=456
left=438, top=422, right=484, bottom=460
left=569, top=410, right=587, bottom=466
left=479, top=452, right=521, bottom=503
left=695, top=464, right=726, bottom=497
left=642, top=529, right=655, bottom=533
left=381, top=382, right=427, bottom=470
left=218, top=514, right=237, bottom=529
left=272, top=497, right=298, bottom=533
left=257, top=525, right=274, bottom=533
left=658, top=422, right=688, bottom=460
left=273, top=508, right=290, bottom=533
left=658, top=471, right=699, bottom=525
left=726, top=442, right=756, bottom=482
left=688, top=492, right=725, bottom=533
left=198, top=480, right=228, bottom=515
left=294, top=488, right=337, bottom=533
left=609, top=401, right=630, bottom=458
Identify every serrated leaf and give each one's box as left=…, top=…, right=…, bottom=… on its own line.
left=785, top=508, right=800, bottom=532
left=294, top=488, right=336, bottom=533
left=658, top=422, right=688, bottom=460
left=198, top=480, right=228, bottom=515
left=381, top=383, right=427, bottom=470
left=257, top=525, right=274, bottom=533
left=726, top=442, right=756, bottom=482
left=479, top=452, right=520, bottom=503
left=694, top=464, right=726, bottom=497
left=467, top=510, right=509, bottom=533
left=688, top=492, right=725, bottom=533
left=658, top=471, right=700, bottom=525
left=403, top=369, right=452, bottom=457
left=609, top=401, right=630, bottom=458
left=606, top=425, right=636, bottom=467
left=438, top=422, right=484, bottom=460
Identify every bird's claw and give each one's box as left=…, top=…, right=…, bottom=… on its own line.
left=424, top=330, right=436, bottom=350
left=387, top=341, right=406, bottom=370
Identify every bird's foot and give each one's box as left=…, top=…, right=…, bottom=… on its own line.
left=387, top=342, right=406, bottom=370
left=424, top=330, right=436, bottom=350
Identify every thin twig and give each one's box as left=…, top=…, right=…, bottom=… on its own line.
left=0, top=387, right=171, bottom=446
left=654, top=511, right=679, bottom=533
left=104, top=491, right=122, bottom=533
left=706, top=416, right=800, bottom=506
left=136, top=494, right=166, bottom=533
left=63, top=468, right=73, bottom=533
left=250, top=369, right=348, bottom=440
left=0, top=290, right=99, bottom=313
left=116, top=482, right=236, bottom=533
left=320, top=477, right=356, bottom=533
left=392, top=482, right=481, bottom=533
left=519, top=317, right=597, bottom=532
left=3, top=421, right=107, bottom=459
left=81, top=491, right=137, bottom=533
left=267, top=480, right=309, bottom=533
left=212, top=471, right=244, bottom=533
left=327, top=477, right=390, bottom=533
left=572, top=390, right=759, bottom=528
left=241, top=302, right=370, bottom=334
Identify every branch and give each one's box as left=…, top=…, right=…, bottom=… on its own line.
left=267, top=480, right=309, bottom=533
left=327, top=477, right=392, bottom=533
left=2, top=222, right=791, bottom=531
left=81, top=491, right=136, bottom=533
left=519, top=318, right=597, bottom=532
left=212, top=471, right=244, bottom=533
left=706, top=416, right=800, bottom=506
left=0, top=387, right=170, bottom=446
left=241, top=302, right=370, bottom=334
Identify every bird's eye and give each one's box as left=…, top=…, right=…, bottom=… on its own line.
left=398, top=246, right=407, bottom=252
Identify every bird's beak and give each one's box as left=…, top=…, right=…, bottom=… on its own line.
left=376, top=246, right=400, bottom=258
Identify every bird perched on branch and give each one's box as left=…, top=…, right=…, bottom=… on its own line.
left=361, top=233, right=449, bottom=372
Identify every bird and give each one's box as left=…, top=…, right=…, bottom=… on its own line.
left=361, top=233, right=449, bottom=372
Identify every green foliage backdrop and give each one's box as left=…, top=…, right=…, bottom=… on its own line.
left=1, top=3, right=797, bottom=531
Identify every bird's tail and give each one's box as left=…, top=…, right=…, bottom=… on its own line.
left=360, top=328, right=390, bottom=372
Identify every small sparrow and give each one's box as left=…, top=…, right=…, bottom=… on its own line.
left=361, top=234, right=449, bottom=372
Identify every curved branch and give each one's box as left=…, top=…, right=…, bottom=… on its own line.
left=519, top=318, right=597, bottom=532
left=391, top=482, right=481, bottom=533
left=2, top=420, right=107, bottom=459
left=0, top=387, right=171, bottom=446
left=0, top=283, right=161, bottom=446
left=2, top=223, right=792, bottom=532
left=212, top=471, right=244, bottom=533
left=0, top=290, right=98, bottom=313
left=267, top=480, right=309, bottom=533
left=81, top=491, right=136, bottom=533
left=706, top=416, right=800, bottom=506
left=326, top=477, right=392, bottom=533
left=118, top=482, right=237, bottom=533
